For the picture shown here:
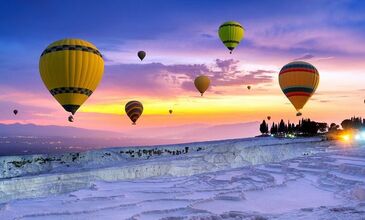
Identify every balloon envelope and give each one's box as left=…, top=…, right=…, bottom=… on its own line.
left=169, top=109, right=173, bottom=114
left=267, top=116, right=271, bottom=120
left=247, top=85, right=251, bottom=90
left=39, top=39, right=104, bottom=115
left=279, top=61, right=319, bottom=113
left=194, top=75, right=210, bottom=96
left=218, top=21, right=244, bottom=53
left=138, top=51, right=146, bottom=61
left=13, top=110, right=18, bottom=115
left=125, top=101, right=143, bottom=125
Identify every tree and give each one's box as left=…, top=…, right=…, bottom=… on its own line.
left=318, top=123, right=328, bottom=133
left=270, top=122, right=278, bottom=134
left=298, top=119, right=319, bottom=135
left=278, top=119, right=286, bottom=133
left=329, top=123, right=338, bottom=131
left=260, top=120, right=269, bottom=134
left=341, top=119, right=352, bottom=130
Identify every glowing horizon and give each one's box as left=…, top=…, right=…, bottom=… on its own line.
left=1, top=0, right=365, bottom=135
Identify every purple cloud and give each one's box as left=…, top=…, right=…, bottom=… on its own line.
left=293, top=54, right=315, bottom=61
left=103, top=59, right=275, bottom=96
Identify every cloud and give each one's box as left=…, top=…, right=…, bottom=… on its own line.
left=201, top=33, right=214, bottom=38
left=293, top=54, right=315, bottom=61
left=319, top=100, right=331, bottom=103
left=101, top=59, right=275, bottom=96
left=208, top=59, right=274, bottom=87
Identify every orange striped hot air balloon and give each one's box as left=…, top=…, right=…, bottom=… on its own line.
left=125, top=101, right=143, bottom=125
left=279, top=61, right=319, bottom=115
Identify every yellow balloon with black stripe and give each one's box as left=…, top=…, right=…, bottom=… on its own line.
left=218, top=21, right=245, bottom=54
left=39, top=39, right=104, bottom=115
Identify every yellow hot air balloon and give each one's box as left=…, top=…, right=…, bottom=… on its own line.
left=218, top=21, right=245, bottom=54
left=279, top=61, right=319, bottom=115
left=194, top=75, right=210, bottom=96
left=39, top=39, right=104, bottom=115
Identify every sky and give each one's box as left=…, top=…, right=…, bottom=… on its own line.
left=1, top=0, right=365, bottom=134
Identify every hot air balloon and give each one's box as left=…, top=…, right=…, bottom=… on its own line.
left=125, top=101, right=143, bottom=125
left=39, top=39, right=104, bottom=116
left=138, top=51, right=146, bottom=61
left=267, top=116, right=271, bottom=120
left=13, top=110, right=18, bottom=115
left=194, top=75, right=210, bottom=96
left=247, top=85, right=251, bottom=90
left=169, top=109, right=173, bottom=114
left=279, top=61, right=319, bottom=115
left=68, top=115, right=74, bottom=122
left=218, top=21, right=245, bottom=54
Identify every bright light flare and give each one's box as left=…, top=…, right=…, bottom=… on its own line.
left=355, top=134, right=361, bottom=140
left=341, top=134, right=351, bottom=142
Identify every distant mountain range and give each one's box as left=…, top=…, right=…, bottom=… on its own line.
left=0, top=123, right=125, bottom=138
left=0, top=122, right=260, bottom=155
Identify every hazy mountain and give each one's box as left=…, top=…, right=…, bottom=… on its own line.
left=0, top=123, right=125, bottom=138
left=0, top=122, right=260, bottom=155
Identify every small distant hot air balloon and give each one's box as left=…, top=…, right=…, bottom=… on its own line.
left=125, top=101, right=143, bottom=125
left=267, top=116, right=271, bottom=120
left=218, top=21, right=245, bottom=54
left=138, top=51, right=146, bottom=61
left=279, top=61, right=319, bottom=115
left=194, top=75, right=210, bottom=96
left=169, top=109, right=173, bottom=114
left=247, top=85, right=251, bottom=90
left=68, top=115, right=74, bottom=122
left=13, top=109, right=18, bottom=115
left=296, top=112, right=302, bottom=117
left=39, top=39, right=104, bottom=116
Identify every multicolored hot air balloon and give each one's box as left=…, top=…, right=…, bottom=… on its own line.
left=138, top=51, right=146, bottom=61
left=125, top=101, right=143, bottom=125
left=13, top=109, right=18, bottom=115
left=194, top=75, right=210, bottom=96
left=169, top=109, right=173, bottom=114
left=39, top=39, right=104, bottom=116
left=279, top=61, right=319, bottom=115
left=218, top=21, right=245, bottom=54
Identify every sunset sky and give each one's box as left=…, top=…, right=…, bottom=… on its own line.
left=1, top=0, right=365, bottom=134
